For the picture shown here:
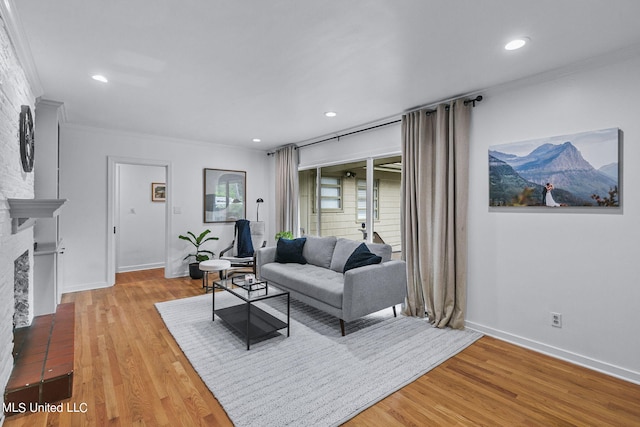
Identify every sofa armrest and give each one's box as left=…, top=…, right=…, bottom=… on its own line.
left=256, top=246, right=277, bottom=279
left=342, top=260, right=407, bottom=322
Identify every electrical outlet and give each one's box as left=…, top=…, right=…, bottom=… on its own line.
left=551, top=312, right=562, bottom=328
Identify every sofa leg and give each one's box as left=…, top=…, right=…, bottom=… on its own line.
left=339, top=319, right=345, bottom=336
left=393, top=305, right=397, bottom=317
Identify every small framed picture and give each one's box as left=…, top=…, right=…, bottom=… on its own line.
left=152, top=182, right=166, bottom=202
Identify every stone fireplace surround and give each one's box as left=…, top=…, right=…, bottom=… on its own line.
left=14, top=250, right=31, bottom=328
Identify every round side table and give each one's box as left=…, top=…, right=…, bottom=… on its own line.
left=199, top=259, right=231, bottom=293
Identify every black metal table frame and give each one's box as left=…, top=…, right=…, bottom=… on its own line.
left=212, top=280, right=290, bottom=350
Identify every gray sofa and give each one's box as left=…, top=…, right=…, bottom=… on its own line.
left=256, top=236, right=407, bottom=335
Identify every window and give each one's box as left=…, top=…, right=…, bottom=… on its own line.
left=298, top=155, right=401, bottom=253
left=319, top=177, right=342, bottom=211
left=357, top=179, right=379, bottom=221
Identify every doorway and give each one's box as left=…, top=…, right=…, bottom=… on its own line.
left=116, top=164, right=166, bottom=274
left=107, top=156, right=172, bottom=286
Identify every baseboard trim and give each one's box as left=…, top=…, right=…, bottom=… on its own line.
left=62, top=271, right=191, bottom=295
left=163, top=269, right=189, bottom=279
left=117, top=262, right=165, bottom=273
left=63, top=281, right=111, bottom=294
left=465, top=321, right=640, bottom=386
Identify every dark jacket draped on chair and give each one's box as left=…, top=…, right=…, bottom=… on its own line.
left=236, top=219, right=254, bottom=258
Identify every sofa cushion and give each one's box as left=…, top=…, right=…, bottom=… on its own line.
left=330, top=238, right=392, bottom=272
left=302, top=236, right=337, bottom=269
left=330, top=239, right=360, bottom=272
left=344, top=243, right=382, bottom=272
left=366, top=242, right=392, bottom=262
left=275, top=238, right=307, bottom=264
left=260, top=263, right=345, bottom=309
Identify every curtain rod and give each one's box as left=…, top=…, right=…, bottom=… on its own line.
left=267, top=95, right=483, bottom=156
left=265, top=118, right=398, bottom=155
left=295, top=119, right=401, bottom=150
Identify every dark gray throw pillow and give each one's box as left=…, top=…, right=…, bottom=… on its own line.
left=343, top=243, right=382, bottom=273
left=275, top=237, right=307, bottom=264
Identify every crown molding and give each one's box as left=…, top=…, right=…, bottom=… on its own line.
left=0, top=0, right=43, bottom=97
left=36, top=97, right=68, bottom=123
left=60, top=122, right=268, bottom=154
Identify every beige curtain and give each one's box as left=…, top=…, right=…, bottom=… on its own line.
left=401, top=100, right=471, bottom=329
left=275, top=145, right=299, bottom=237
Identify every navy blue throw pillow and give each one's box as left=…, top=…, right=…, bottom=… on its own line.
left=275, top=238, right=307, bottom=264
left=343, top=243, right=382, bottom=273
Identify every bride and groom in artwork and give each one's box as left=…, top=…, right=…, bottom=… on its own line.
left=542, top=182, right=563, bottom=207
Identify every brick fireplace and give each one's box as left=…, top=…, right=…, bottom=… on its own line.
left=1, top=8, right=38, bottom=423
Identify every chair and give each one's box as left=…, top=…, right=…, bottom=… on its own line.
left=219, top=220, right=266, bottom=277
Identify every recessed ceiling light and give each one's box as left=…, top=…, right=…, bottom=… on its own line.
left=92, top=74, right=108, bottom=83
left=252, top=138, right=261, bottom=142
left=324, top=111, right=337, bottom=117
left=505, top=38, right=529, bottom=51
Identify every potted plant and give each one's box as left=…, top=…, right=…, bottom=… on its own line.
left=275, top=231, right=294, bottom=240
left=179, top=229, right=219, bottom=279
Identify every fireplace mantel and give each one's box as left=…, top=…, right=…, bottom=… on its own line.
left=7, top=198, right=67, bottom=234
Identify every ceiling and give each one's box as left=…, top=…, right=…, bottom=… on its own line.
left=11, top=0, right=640, bottom=151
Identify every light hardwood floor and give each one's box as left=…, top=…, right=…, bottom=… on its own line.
left=5, top=269, right=640, bottom=426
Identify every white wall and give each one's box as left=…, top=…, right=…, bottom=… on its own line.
left=466, top=52, right=640, bottom=383
left=116, top=164, right=166, bottom=272
left=59, top=124, right=273, bottom=292
left=298, top=122, right=401, bottom=169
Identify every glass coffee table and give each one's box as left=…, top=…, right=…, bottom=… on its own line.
left=212, top=277, right=290, bottom=350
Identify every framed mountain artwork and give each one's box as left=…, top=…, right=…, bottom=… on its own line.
left=489, top=128, right=620, bottom=208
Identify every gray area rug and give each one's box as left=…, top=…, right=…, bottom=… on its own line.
left=155, top=292, right=482, bottom=427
